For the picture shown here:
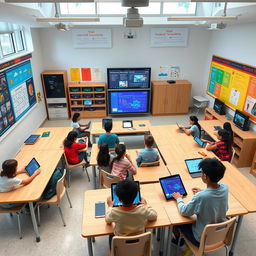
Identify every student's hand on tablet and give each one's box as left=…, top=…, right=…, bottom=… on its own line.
left=140, top=197, right=147, bottom=205
left=107, top=196, right=114, bottom=207
left=172, top=192, right=182, bottom=199
left=192, top=187, right=201, bottom=194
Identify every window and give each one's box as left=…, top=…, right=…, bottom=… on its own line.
left=97, top=2, right=127, bottom=15
left=60, top=3, right=96, bottom=15
left=138, top=2, right=161, bottom=15
left=0, top=33, right=15, bottom=56
left=163, top=2, right=196, bottom=15
left=14, top=31, right=25, bottom=52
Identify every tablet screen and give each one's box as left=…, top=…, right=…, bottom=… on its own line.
left=159, top=175, right=187, bottom=200
left=111, top=182, right=141, bottom=207
left=194, top=137, right=204, bottom=147
left=24, top=135, right=40, bottom=144
left=185, top=158, right=203, bottom=174
left=123, top=120, right=132, bottom=128
left=25, top=158, right=40, bottom=176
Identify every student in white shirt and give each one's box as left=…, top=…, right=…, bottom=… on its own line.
left=0, top=159, right=41, bottom=208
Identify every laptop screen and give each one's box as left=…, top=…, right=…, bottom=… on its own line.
left=111, top=182, right=141, bottom=207
left=25, top=158, right=40, bottom=176
left=24, top=135, right=40, bottom=144
left=159, top=175, right=187, bottom=200
left=185, top=158, right=203, bottom=174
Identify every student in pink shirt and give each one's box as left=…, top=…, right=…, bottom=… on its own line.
left=111, top=144, right=137, bottom=180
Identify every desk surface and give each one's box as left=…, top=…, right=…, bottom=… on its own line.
left=81, top=184, right=171, bottom=238
left=91, top=120, right=151, bottom=136
left=21, top=127, right=71, bottom=151
left=0, top=149, right=63, bottom=204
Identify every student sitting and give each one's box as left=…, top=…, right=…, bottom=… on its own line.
left=172, top=158, right=228, bottom=247
left=0, top=159, right=41, bottom=208
left=203, top=129, right=233, bottom=161
left=97, top=143, right=114, bottom=173
left=111, top=144, right=136, bottom=180
left=106, top=179, right=157, bottom=247
left=136, top=135, right=160, bottom=167
left=64, top=131, right=89, bottom=165
left=98, top=120, right=119, bottom=150
left=71, top=112, right=92, bottom=146
left=180, top=116, right=201, bottom=138
left=223, top=122, right=233, bottom=144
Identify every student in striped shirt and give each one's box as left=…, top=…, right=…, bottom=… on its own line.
left=111, top=144, right=137, bottom=180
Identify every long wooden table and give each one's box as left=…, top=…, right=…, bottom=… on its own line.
left=91, top=120, right=151, bottom=143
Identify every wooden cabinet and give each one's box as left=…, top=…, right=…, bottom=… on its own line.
left=68, top=82, right=106, bottom=119
left=151, top=80, right=191, bottom=115
left=250, top=152, right=256, bottom=177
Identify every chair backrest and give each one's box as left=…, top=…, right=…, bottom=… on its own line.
left=63, top=152, right=85, bottom=168
left=99, top=168, right=121, bottom=189
left=56, top=169, right=66, bottom=202
left=111, top=232, right=152, bottom=256
left=140, top=161, right=160, bottom=167
left=198, top=217, right=236, bottom=255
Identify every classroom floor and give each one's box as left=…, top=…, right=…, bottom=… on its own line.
left=0, top=113, right=255, bottom=256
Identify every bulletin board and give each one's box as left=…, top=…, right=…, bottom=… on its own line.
left=207, top=55, right=256, bottom=123
left=0, top=54, right=37, bottom=136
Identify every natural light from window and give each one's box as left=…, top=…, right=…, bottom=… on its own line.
left=60, top=3, right=96, bottom=15
left=163, top=2, right=196, bottom=15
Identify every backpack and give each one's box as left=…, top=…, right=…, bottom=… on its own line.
left=42, top=168, right=63, bottom=200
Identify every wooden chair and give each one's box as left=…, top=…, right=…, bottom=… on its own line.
left=110, top=232, right=152, bottom=256
left=98, top=168, right=121, bottom=189
left=63, top=153, right=90, bottom=187
left=177, top=217, right=236, bottom=256
left=36, top=169, right=72, bottom=227
left=0, top=204, right=25, bottom=239
left=140, top=161, right=160, bottom=167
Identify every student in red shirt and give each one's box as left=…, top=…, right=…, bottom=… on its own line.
left=203, top=129, right=233, bottom=161
left=64, top=131, right=88, bottom=164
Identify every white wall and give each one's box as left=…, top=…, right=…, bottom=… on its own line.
left=204, top=22, right=256, bottom=130
left=0, top=28, right=47, bottom=164
left=38, top=26, right=211, bottom=97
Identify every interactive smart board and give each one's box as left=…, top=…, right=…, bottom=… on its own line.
left=207, top=55, right=256, bottom=123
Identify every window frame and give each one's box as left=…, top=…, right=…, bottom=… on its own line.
left=0, top=33, right=16, bottom=57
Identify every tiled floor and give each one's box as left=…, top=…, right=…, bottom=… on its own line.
left=0, top=113, right=255, bottom=256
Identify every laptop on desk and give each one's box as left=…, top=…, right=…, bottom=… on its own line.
left=184, top=158, right=203, bottom=178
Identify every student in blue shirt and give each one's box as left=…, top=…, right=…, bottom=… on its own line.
left=180, top=116, right=201, bottom=138
left=98, top=121, right=119, bottom=149
left=136, top=135, right=160, bottom=167
left=172, top=158, right=228, bottom=246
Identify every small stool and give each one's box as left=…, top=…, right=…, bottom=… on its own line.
left=192, top=96, right=209, bottom=115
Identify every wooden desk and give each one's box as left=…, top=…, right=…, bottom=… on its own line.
left=82, top=184, right=171, bottom=256
left=0, top=149, right=63, bottom=242
left=21, top=127, right=71, bottom=151
left=91, top=120, right=151, bottom=143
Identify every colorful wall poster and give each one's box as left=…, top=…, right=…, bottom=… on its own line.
left=91, top=68, right=102, bottom=81
left=207, top=55, right=256, bottom=122
left=81, top=68, right=92, bottom=81
left=70, top=68, right=81, bottom=81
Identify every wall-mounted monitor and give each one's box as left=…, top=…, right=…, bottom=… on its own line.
left=107, top=68, right=151, bottom=89
left=213, top=98, right=225, bottom=115
left=108, top=90, right=150, bottom=115
left=233, top=110, right=250, bottom=131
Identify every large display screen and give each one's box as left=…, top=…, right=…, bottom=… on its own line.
left=108, top=90, right=150, bottom=114
left=107, top=68, right=151, bottom=89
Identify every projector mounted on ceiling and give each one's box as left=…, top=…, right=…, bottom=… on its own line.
left=123, top=7, right=143, bottom=28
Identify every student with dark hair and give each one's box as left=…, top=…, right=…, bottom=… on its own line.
left=111, top=144, right=136, bottom=180
left=64, top=131, right=88, bottom=164
left=71, top=112, right=92, bottom=146
left=136, top=135, right=160, bottom=166
left=106, top=179, right=157, bottom=247
left=172, top=158, right=228, bottom=246
left=0, top=159, right=41, bottom=208
left=97, top=143, right=114, bottom=173
left=223, top=122, right=233, bottom=144
left=203, top=129, right=233, bottom=161
left=180, top=116, right=201, bottom=138
left=98, top=121, right=119, bottom=149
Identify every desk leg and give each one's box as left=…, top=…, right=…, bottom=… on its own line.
left=165, top=226, right=173, bottom=256
left=229, top=215, right=244, bottom=256
left=87, top=237, right=93, bottom=256
left=29, top=202, right=40, bottom=242
left=159, top=227, right=165, bottom=256
left=93, top=166, right=97, bottom=189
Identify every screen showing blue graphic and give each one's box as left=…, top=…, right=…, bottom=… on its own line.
left=24, top=134, right=40, bottom=144
left=25, top=158, right=40, bottom=176
left=185, top=158, right=202, bottom=174
left=109, top=91, right=149, bottom=114
left=159, top=175, right=187, bottom=200
left=111, top=183, right=141, bottom=207
left=108, top=68, right=151, bottom=89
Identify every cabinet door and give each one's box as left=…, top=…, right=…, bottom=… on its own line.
left=165, top=84, right=178, bottom=113
left=152, top=84, right=166, bottom=114
left=175, top=83, right=191, bottom=113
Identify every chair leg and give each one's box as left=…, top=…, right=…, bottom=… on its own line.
left=85, top=168, right=90, bottom=182
left=66, top=190, right=73, bottom=208
left=16, top=212, right=22, bottom=239
left=225, top=245, right=228, bottom=256
left=37, top=205, right=41, bottom=227
left=57, top=204, right=66, bottom=227
left=68, top=170, right=71, bottom=188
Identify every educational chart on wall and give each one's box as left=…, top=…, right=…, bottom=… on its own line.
left=207, top=55, right=256, bottom=122
left=0, top=57, right=36, bottom=136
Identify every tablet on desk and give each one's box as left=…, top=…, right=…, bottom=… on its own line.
left=184, top=158, right=203, bottom=178
left=24, top=135, right=40, bottom=145
left=214, top=126, right=222, bottom=131
left=111, top=181, right=141, bottom=207
left=194, top=137, right=207, bottom=148
left=42, top=132, right=50, bottom=137
left=176, top=123, right=185, bottom=133
left=159, top=175, right=187, bottom=200
left=123, top=120, right=133, bottom=128
left=25, top=158, right=40, bottom=176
